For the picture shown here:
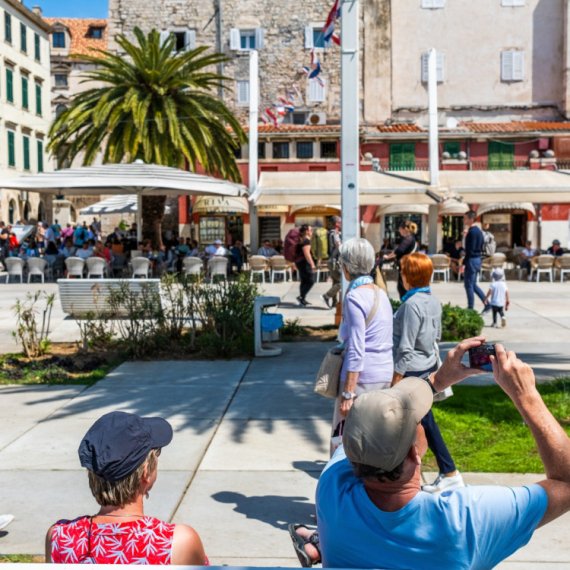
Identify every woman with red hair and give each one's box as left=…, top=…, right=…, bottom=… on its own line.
left=392, top=253, right=464, bottom=494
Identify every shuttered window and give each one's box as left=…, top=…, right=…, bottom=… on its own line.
left=34, top=33, right=40, bottom=60
left=35, top=83, right=42, bottom=115
left=37, top=140, right=44, bottom=172
left=230, top=28, right=264, bottom=50
left=421, top=52, right=445, bottom=83
left=488, top=141, right=514, bottom=170
left=22, top=76, right=28, bottom=109
left=6, top=68, right=13, bottom=103
left=7, top=131, right=15, bottom=167
left=20, top=23, right=26, bottom=52
left=4, top=12, right=11, bottom=44
left=23, top=136, right=30, bottom=170
left=308, top=78, right=326, bottom=102
left=501, top=50, right=524, bottom=81
left=389, top=143, right=416, bottom=171
left=237, top=80, right=249, bottom=104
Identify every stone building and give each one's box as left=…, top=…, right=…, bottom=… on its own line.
left=0, top=0, right=52, bottom=226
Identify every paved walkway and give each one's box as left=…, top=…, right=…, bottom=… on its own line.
left=0, top=343, right=568, bottom=568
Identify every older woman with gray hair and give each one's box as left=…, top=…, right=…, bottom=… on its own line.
left=331, top=238, right=394, bottom=439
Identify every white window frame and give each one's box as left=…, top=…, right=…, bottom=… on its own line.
left=237, top=80, right=249, bottom=105
left=502, top=0, right=525, bottom=6
left=308, top=77, right=326, bottom=103
left=421, top=52, right=445, bottom=83
left=230, top=28, right=264, bottom=51
left=501, top=49, right=524, bottom=81
left=421, top=0, right=446, bottom=8
left=160, top=30, right=196, bottom=52
left=305, top=25, right=326, bottom=50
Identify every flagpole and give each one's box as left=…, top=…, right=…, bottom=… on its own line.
left=341, top=0, right=359, bottom=296
left=248, top=50, right=260, bottom=252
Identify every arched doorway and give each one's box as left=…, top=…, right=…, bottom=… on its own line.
left=8, top=200, right=17, bottom=225
left=22, top=201, right=30, bottom=222
left=38, top=201, right=45, bottom=222
left=70, top=205, right=77, bottom=224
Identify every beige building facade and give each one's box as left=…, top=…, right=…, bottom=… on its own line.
left=0, top=0, right=52, bottom=225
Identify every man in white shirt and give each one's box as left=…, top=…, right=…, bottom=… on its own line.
left=205, top=239, right=228, bottom=259
left=258, top=240, right=277, bottom=258
left=521, top=240, right=537, bottom=281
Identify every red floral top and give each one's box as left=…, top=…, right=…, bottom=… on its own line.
left=51, top=516, right=207, bottom=565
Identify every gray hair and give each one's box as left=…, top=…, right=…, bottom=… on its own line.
left=339, top=238, right=375, bottom=278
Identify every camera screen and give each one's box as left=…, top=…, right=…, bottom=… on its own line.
left=469, top=346, right=496, bottom=372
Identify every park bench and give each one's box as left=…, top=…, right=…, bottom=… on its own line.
left=57, top=278, right=161, bottom=317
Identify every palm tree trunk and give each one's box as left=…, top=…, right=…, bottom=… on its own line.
left=142, top=195, right=167, bottom=249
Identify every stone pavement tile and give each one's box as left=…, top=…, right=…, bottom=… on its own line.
left=48, top=319, right=82, bottom=344
left=50, top=382, right=239, bottom=420
left=173, top=471, right=318, bottom=559
left=213, top=558, right=299, bottom=567
left=99, top=360, right=250, bottom=386
left=0, top=417, right=39, bottom=451
left=0, top=470, right=191, bottom=555
left=0, top=416, right=217, bottom=471
left=225, top=380, right=334, bottom=420
left=0, top=385, right=86, bottom=419
left=200, top=419, right=331, bottom=471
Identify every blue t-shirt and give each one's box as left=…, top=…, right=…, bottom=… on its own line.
left=316, top=447, right=547, bottom=570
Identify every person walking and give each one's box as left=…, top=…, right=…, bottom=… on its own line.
left=295, top=225, right=316, bottom=307
left=382, top=220, right=417, bottom=299
left=333, top=238, right=393, bottom=443
left=460, top=210, right=489, bottom=311
left=321, top=216, right=342, bottom=309
left=392, top=253, right=464, bottom=493
left=484, top=268, right=509, bottom=328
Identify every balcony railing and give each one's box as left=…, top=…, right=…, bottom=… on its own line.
left=374, top=159, right=531, bottom=172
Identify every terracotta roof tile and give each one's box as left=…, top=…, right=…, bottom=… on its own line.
left=460, top=121, right=570, bottom=133
left=375, top=124, right=425, bottom=133
left=244, top=123, right=427, bottom=134
left=43, top=18, right=107, bottom=57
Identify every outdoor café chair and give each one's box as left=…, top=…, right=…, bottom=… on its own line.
left=5, top=257, right=25, bottom=284
left=131, top=257, right=151, bottom=278
left=316, top=260, right=330, bottom=282
left=431, top=254, right=451, bottom=282
left=112, top=254, right=126, bottom=277
left=249, top=255, right=269, bottom=283
left=27, top=258, right=48, bottom=283
left=86, top=257, right=108, bottom=279
left=131, top=250, right=144, bottom=259
left=208, top=257, right=228, bottom=281
left=65, top=257, right=85, bottom=279
left=269, top=255, right=290, bottom=283
left=530, top=254, right=555, bottom=282
left=183, top=257, right=203, bottom=277
left=51, top=254, right=66, bottom=279
left=555, top=254, right=570, bottom=282
left=480, top=253, right=506, bottom=281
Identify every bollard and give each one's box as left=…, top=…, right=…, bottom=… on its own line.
left=254, top=296, right=283, bottom=357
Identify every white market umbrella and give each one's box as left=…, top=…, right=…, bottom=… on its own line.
left=0, top=161, right=248, bottom=242
left=80, top=194, right=172, bottom=217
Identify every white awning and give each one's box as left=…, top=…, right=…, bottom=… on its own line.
left=375, top=204, right=430, bottom=217
left=290, top=205, right=341, bottom=216
left=80, top=195, right=138, bottom=215
left=477, top=202, right=536, bottom=217
left=438, top=199, right=469, bottom=216
left=193, top=196, right=249, bottom=214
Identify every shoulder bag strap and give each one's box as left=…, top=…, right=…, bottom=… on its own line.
left=364, top=285, right=380, bottom=328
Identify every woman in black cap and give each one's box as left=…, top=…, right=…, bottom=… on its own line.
left=46, top=411, right=208, bottom=565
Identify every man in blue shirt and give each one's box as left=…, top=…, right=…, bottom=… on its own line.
left=461, top=210, right=488, bottom=310
left=291, top=337, right=570, bottom=569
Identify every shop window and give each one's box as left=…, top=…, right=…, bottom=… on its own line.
left=384, top=214, right=422, bottom=248
left=260, top=217, right=281, bottom=242
left=444, top=142, right=460, bottom=159
left=297, top=141, right=314, bottom=159
left=273, top=142, right=289, bottom=159
left=389, top=143, right=415, bottom=171
left=321, top=141, right=337, bottom=159
left=488, top=141, right=514, bottom=170
left=441, top=215, right=464, bottom=247
left=258, top=142, right=266, bottom=159
left=199, top=216, right=225, bottom=245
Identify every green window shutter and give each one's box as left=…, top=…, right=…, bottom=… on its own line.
left=22, top=76, right=28, bottom=109
left=488, top=141, right=514, bottom=170
left=6, top=69, right=13, bottom=103
left=37, top=140, right=44, bottom=172
left=34, top=33, right=40, bottom=61
left=444, top=142, right=461, bottom=158
left=8, top=131, right=15, bottom=167
left=5, top=12, right=11, bottom=44
left=20, top=23, right=26, bottom=52
left=35, top=83, right=41, bottom=115
left=23, top=136, right=30, bottom=170
left=390, top=143, right=415, bottom=170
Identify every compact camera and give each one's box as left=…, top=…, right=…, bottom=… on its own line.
left=468, top=344, right=496, bottom=372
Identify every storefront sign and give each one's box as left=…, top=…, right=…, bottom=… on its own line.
left=193, top=196, right=249, bottom=214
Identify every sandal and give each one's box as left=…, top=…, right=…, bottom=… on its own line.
left=288, top=524, right=321, bottom=568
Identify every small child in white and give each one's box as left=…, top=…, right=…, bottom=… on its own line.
left=485, top=268, right=509, bottom=328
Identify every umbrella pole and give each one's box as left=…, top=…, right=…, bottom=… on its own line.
left=136, top=191, right=142, bottom=244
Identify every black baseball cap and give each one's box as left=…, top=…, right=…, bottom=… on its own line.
left=553, top=240, right=561, bottom=246
left=78, top=411, right=173, bottom=483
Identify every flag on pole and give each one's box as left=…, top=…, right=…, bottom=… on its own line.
left=279, top=97, right=295, bottom=112
left=331, top=33, right=340, bottom=46
left=272, top=104, right=286, bottom=116
left=259, top=113, right=268, bottom=125
left=291, top=81, right=304, bottom=106
left=324, top=0, right=341, bottom=47
left=266, top=108, right=279, bottom=128
left=309, top=50, right=321, bottom=79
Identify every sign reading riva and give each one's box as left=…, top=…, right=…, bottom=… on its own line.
left=193, top=197, right=249, bottom=214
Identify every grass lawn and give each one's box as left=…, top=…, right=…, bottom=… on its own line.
left=423, top=379, right=570, bottom=473
left=0, top=555, right=44, bottom=563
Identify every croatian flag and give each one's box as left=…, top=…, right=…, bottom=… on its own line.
left=302, top=52, right=322, bottom=80
left=279, top=97, right=295, bottom=112
left=324, top=0, right=341, bottom=47
left=272, top=104, right=286, bottom=116
left=291, top=82, right=304, bottom=106
left=265, top=108, right=279, bottom=128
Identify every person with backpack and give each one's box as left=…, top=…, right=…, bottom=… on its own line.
left=73, top=224, right=87, bottom=248
left=322, top=216, right=342, bottom=309
left=482, top=223, right=497, bottom=258
left=460, top=211, right=491, bottom=312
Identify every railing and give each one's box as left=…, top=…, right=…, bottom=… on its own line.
left=376, top=160, right=436, bottom=172
left=556, top=159, right=570, bottom=170
left=471, top=159, right=530, bottom=171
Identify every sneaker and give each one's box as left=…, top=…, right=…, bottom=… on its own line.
left=0, top=514, right=14, bottom=531
left=481, top=304, right=492, bottom=315
left=422, top=471, right=465, bottom=494
left=501, top=317, right=507, bottom=327
left=297, top=296, right=307, bottom=307
left=321, top=295, right=331, bottom=309
left=527, top=275, right=533, bottom=282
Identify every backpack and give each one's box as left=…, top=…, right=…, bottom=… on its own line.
left=311, top=227, right=329, bottom=260
left=482, top=230, right=496, bottom=256
left=283, top=228, right=302, bottom=263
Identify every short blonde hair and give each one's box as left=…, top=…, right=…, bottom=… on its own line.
left=87, top=449, right=158, bottom=507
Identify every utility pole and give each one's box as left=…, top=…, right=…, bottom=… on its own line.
left=248, top=50, right=260, bottom=252
left=428, top=47, right=439, bottom=254
left=341, top=0, right=359, bottom=293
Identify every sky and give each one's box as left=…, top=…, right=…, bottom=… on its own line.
left=24, top=0, right=108, bottom=19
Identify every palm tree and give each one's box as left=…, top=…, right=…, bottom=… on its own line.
left=48, top=27, right=247, bottom=246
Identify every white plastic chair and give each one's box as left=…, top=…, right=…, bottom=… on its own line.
left=65, top=257, right=85, bottom=279
left=208, top=257, right=228, bottom=280
left=269, top=256, right=290, bottom=283
left=131, top=257, right=151, bottom=278
left=183, top=257, right=203, bottom=277
left=431, top=254, right=451, bottom=283
left=27, top=258, right=48, bottom=283
left=556, top=254, right=570, bottom=283
left=5, top=257, right=25, bottom=283
left=131, top=250, right=144, bottom=259
left=315, top=260, right=330, bottom=282
left=480, top=253, right=506, bottom=281
left=530, top=254, right=554, bottom=283
left=249, top=255, right=269, bottom=283
left=86, top=257, right=108, bottom=279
